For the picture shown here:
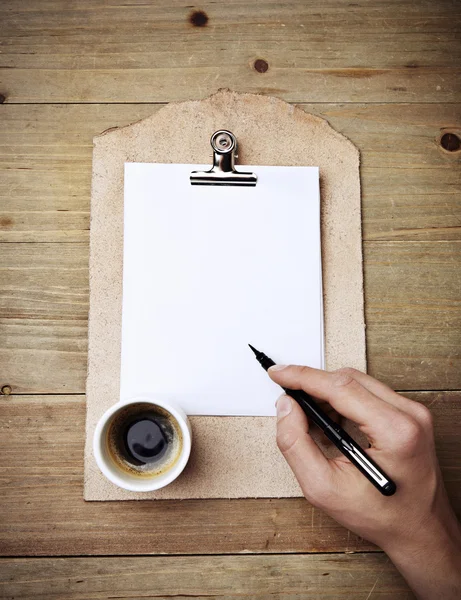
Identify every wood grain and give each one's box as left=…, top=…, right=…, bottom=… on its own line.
left=365, top=241, right=461, bottom=390
left=0, top=392, right=459, bottom=557
left=0, top=554, right=413, bottom=599
left=0, top=242, right=88, bottom=393
left=0, top=0, right=460, bottom=594
left=0, top=0, right=460, bottom=103
left=1, top=103, right=460, bottom=243
left=1, top=241, right=460, bottom=393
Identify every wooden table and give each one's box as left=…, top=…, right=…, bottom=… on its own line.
left=0, top=1, right=460, bottom=598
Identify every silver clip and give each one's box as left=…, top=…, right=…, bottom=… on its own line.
left=190, top=130, right=257, bottom=186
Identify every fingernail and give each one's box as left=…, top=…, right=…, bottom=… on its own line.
left=269, top=364, right=288, bottom=372
left=276, top=394, right=292, bottom=419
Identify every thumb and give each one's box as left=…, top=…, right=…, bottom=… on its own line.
left=276, top=394, right=333, bottom=499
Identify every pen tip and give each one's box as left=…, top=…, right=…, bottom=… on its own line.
left=248, top=344, right=260, bottom=356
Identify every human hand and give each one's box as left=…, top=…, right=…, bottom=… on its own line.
left=269, top=365, right=461, bottom=599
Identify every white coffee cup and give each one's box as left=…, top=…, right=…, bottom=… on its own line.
left=93, top=396, right=192, bottom=492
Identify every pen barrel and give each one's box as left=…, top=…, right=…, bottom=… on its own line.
left=283, top=387, right=396, bottom=497
left=331, top=430, right=397, bottom=496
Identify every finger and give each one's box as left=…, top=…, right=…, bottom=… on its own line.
left=340, top=368, right=424, bottom=418
left=269, top=364, right=402, bottom=437
left=276, top=394, right=334, bottom=497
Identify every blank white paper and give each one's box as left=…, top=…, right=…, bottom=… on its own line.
left=120, top=163, right=323, bottom=416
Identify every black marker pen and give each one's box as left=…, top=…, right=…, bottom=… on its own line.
left=249, top=345, right=396, bottom=497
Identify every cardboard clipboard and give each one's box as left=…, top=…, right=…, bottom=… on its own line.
left=84, top=90, right=366, bottom=501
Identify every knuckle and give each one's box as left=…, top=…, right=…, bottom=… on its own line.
left=289, top=365, right=315, bottom=388
left=413, top=403, right=434, bottom=429
left=400, top=416, right=421, bottom=440
left=394, top=416, right=422, bottom=454
left=337, top=366, right=359, bottom=377
left=296, top=365, right=313, bottom=378
left=331, top=367, right=358, bottom=389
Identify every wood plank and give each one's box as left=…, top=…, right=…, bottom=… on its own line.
left=1, top=103, right=460, bottom=243
left=0, top=242, right=88, bottom=393
left=0, top=0, right=460, bottom=103
left=0, top=392, right=458, bottom=557
left=365, top=241, right=461, bottom=390
left=0, top=554, right=413, bottom=599
left=0, top=242, right=88, bottom=320
left=0, top=319, right=87, bottom=393
left=1, top=241, right=460, bottom=393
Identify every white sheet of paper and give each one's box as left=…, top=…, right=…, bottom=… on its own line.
left=120, top=163, right=323, bottom=416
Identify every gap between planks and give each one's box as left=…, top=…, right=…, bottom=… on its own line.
left=2, top=101, right=461, bottom=105
left=0, top=550, right=385, bottom=559
left=2, top=389, right=460, bottom=396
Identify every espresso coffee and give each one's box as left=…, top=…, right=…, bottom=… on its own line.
left=107, top=403, right=183, bottom=478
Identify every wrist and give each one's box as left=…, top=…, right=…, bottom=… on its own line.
left=384, top=512, right=461, bottom=571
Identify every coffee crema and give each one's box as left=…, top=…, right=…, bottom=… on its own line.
left=106, top=403, right=183, bottom=478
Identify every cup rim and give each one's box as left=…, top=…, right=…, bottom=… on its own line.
left=93, top=396, right=191, bottom=492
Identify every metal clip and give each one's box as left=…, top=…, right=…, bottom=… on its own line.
left=190, top=130, right=257, bottom=186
